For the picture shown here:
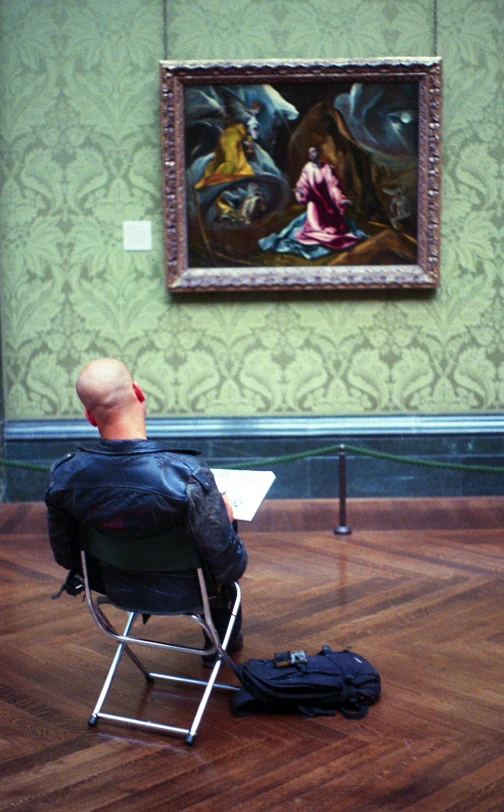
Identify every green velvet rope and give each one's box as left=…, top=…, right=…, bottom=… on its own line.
left=1, top=442, right=503, bottom=475
left=0, top=458, right=51, bottom=472
left=227, top=444, right=504, bottom=474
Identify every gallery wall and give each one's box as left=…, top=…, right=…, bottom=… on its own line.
left=0, top=0, right=502, bottom=422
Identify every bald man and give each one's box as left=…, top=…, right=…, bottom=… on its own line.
left=45, top=358, right=247, bottom=662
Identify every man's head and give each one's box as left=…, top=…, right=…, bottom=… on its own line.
left=76, top=358, right=146, bottom=440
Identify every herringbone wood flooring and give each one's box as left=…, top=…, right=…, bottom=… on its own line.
left=1, top=498, right=504, bottom=811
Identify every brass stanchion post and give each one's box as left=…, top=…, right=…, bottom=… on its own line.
left=334, top=444, right=351, bottom=535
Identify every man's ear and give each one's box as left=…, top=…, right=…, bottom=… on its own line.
left=132, top=382, right=146, bottom=403
left=84, top=408, right=98, bottom=427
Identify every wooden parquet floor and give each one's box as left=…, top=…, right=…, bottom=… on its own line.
left=1, top=497, right=504, bottom=811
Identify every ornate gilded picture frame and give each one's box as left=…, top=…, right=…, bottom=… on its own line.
left=160, top=58, right=442, bottom=292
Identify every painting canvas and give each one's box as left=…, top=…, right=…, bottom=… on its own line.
left=160, top=58, right=442, bottom=292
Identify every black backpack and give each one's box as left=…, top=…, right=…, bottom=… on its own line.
left=230, top=646, right=381, bottom=719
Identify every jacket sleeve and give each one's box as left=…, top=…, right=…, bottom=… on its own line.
left=45, top=502, right=82, bottom=571
left=185, top=464, right=247, bottom=584
left=45, top=461, right=82, bottom=572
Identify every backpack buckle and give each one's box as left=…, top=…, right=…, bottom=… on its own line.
left=274, top=650, right=307, bottom=667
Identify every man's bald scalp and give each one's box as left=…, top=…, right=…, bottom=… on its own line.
left=76, top=358, right=133, bottom=413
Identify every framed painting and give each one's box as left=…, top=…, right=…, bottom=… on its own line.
left=159, top=58, right=442, bottom=292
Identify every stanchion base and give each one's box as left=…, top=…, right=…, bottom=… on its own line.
left=334, top=526, right=352, bottom=535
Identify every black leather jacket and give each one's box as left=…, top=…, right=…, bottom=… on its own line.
left=45, top=439, right=247, bottom=585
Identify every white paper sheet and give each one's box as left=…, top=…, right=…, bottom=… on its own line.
left=210, top=469, right=276, bottom=522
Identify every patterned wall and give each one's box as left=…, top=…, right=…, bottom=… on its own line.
left=0, top=0, right=502, bottom=419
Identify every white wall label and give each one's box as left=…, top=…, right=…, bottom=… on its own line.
left=123, top=221, right=152, bottom=251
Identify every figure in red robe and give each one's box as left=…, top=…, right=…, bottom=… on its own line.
left=294, top=146, right=362, bottom=250
left=259, top=146, right=365, bottom=259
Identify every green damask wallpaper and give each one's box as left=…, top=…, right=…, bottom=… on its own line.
left=0, top=0, right=502, bottom=419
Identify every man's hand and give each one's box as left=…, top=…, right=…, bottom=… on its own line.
left=52, top=569, right=84, bottom=600
left=221, top=491, right=235, bottom=524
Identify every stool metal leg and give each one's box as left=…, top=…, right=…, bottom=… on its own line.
left=88, top=611, right=136, bottom=726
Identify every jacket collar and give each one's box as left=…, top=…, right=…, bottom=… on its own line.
left=78, top=439, right=200, bottom=456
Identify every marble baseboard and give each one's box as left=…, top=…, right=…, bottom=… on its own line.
left=2, top=415, right=504, bottom=501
